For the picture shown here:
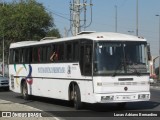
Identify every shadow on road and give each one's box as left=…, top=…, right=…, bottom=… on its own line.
left=17, top=94, right=160, bottom=112
left=1, top=90, right=159, bottom=116
left=0, top=88, right=10, bottom=92
left=84, top=101, right=160, bottom=112
left=24, top=96, right=160, bottom=117
left=14, top=95, right=73, bottom=108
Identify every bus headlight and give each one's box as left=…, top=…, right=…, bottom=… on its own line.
left=101, top=96, right=114, bottom=101
left=138, top=94, right=150, bottom=99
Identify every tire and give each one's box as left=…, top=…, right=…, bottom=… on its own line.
left=22, top=81, right=30, bottom=100
left=3, top=86, right=9, bottom=91
left=74, top=85, right=83, bottom=110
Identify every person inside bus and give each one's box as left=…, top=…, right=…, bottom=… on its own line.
left=50, top=51, right=58, bottom=61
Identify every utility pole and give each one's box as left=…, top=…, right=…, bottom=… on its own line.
left=72, top=0, right=80, bottom=36
left=70, top=0, right=93, bottom=36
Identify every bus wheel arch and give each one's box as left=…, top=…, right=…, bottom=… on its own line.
left=21, top=79, right=30, bottom=100
left=68, top=82, right=83, bottom=109
left=68, top=82, right=76, bottom=101
left=20, top=79, right=25, bottom=94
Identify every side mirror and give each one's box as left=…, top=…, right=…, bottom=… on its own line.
left=147, top=44, right=151, bottom=61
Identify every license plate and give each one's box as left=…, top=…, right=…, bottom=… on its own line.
left=116, top=95, right=134, bottom=100
left=122, top=96, right=131, bottom=99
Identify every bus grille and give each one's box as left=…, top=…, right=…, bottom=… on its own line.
left=101, top=81, right=148, bottom=86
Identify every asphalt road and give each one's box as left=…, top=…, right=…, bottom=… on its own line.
left=0, top=88, right=160, bottom=120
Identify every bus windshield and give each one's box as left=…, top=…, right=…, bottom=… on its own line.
left=94, top=41, right=148, bottom=75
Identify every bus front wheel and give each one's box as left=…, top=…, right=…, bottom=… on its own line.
left=22, top=81, right=29, bottom=100
left=74, top=85, right=83, bottom=110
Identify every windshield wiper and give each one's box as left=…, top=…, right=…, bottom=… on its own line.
left=127, top=64, right=141, bottom=76
left=112, top=60, right=141, bottom=77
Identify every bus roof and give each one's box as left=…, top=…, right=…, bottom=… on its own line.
left=10, top=32, right=147, bottom=48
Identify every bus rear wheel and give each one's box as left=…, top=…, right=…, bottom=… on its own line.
left=22, top=81, right=30, bottom=100
left=74, top=85, right=83, bottom=110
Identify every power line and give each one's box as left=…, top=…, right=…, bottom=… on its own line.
left=47, top=8, right=69, bottom=16
left=51, top=12, right=71, bottom=21
left=45, top=8, right=71, bottom=21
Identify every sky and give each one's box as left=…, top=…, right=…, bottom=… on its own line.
left=3, top=0, right=160, bottom=66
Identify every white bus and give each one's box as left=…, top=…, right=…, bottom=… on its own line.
left=9, top=32, right=151, bottom=109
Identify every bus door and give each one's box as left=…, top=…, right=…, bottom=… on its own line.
left=80, top=41, right=93, bottom=76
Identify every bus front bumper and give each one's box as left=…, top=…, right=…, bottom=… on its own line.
left=93, top=92, right=150, bottom=103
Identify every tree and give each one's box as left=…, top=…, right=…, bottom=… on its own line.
left=46, top=28, right=61, bottom=38
left=0, top=0, right=60, bottom=60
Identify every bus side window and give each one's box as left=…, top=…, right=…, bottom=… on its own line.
left=22, top=48, right=27, bottom=63
left=28, top=47, right=32, bottom=63
left=24, top=48, right=30, bottom=63
left=32, top=47, right=38, bottom=63
left=13, top=49, right=19, bottom=63
left=73, top=42, right=79, bottom=61
left=58, top=44, right=64, bottom=61
left=13, top=50, right=15, bottom=63
left=85, top=46, right=92, bottom=63
left=84, top=45, right=92, bottom=75
left=80, top=43, right=92, bottom=76
left=38, top=47, right=43, bottom=63
left=42, top=47, right=47, bottom=62
left=19, top=48, right=25, bottom=64
left=24, top=47, right=32, bottom=64
left=66, top=43, right=72, bottom=61
left=80, top=46, right=84, bottom=74
left=47, top=46, right=51, bottom=62
left=21, top=48, right=24, bottom=63
left=9, top=49, right=13, bottom=64
left=38, top=48, right=41, bottom=62
left=50, top=44, right=58, bottom=62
